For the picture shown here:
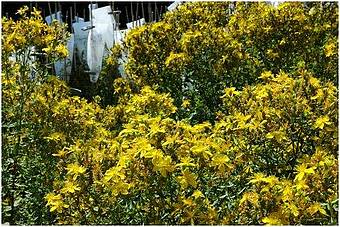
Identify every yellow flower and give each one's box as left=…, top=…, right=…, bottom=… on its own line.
left=295, top=179, right=309, bottom=190
left=66, top=163, right=86, bottom=180
left=44, top=132, right=65, bottom=142
left=263, top=176, right=278, bottom=186
left=210, top=153, right=230, bottom=172
left=162, top=132, right=180, bottom=147
left=42, top=45, right=53, bottom=54
left=249, top=173, right=267, bottom=184
left=134, top=138, right=156, bottom=159
left=311, top=89, right=324, bottom=101
left=103, top=166, right=125, bottom=183
left=181, top=99, right=191, bottom=108
left=282, top=182, right=293, bottom=202
left=165, top=52, right=187, bottom=67
left=239, top=192, right=259, bottom=207
left=112, top=181, right=131, bottom=196
left=287, top=203, right=299, bottom=217
left=314, top=115, right=331, bottom=129
left=266, top=49, right=279, bottom=59
left=60, top=181, right=81, bottom=194
left=176, top=169, right=197, bottom=189
left=176, top=157, right=197, bottom=168
left=259, top=71, right=273, bottom=80
left=234, top=113, right=252, bottom=129
left=31, top=7, right=42, bottom=18
left=149, top=121, right=166, bottom=136
left=55, top=44, right=68, bottom=58
left=309, top=77, right=320, bottom=88
left=325, top=41, right=336, bottom=57
left=222, top=87, right=240, bottom=97
left=52, top=149, right=68, bottom=158
left=182, top=197, right=194, bottom=206
left=295, top=163, right=316, bottom=181
left=307, top=203, right=327, bottom=216
left=44, top=34, right=55, bottom=44
left=262, top=213, right=283, bottom=225
left=266, top=130, right=287, bottom=143
left=191, top=143, right=212, bottom=159
left=256, top=88, right=269, bottom=99
left=16, top=6, right=29, bottom=16
left=192, top=190, right=204, bottom=199
left=45, top=193, right=69, bottom=213
left=152, top=155, right=175, bottom=177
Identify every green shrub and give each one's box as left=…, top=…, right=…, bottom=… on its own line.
left=121, top=2, right=338, bottom=123
left=2, top=4, right=338, bottom=225
left=2, top=7, right=70, bottom=224
left=45, top=71, right=338, bottom=225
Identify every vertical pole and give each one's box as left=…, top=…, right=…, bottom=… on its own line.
left=130, top=2, right=134, bottom=22
left=64, top=10, right=68, bottom=81
left=125, top=6, right=129, bottom=23
left=48, top=2, right=52, bottom=22
left=148, top=2, right=151, bottom=22
left=154, top=2, right=158, bottom=21
left=74, top=2, right=76, bottom=21
left=90, top=1, right=93, bottom=28
left=58, top=2, right=62, bottom=15
left=136, top=2, right=139, bottom=24
left=111, top=2, right=114, bottom=26
left=115, top=6, right=121, bottom=31
left=70, top=6, right=75, bottom=83
left=110, top=1, right=116, bottom=44
left=142, top=2, right=145, bottom=20
left=73, top=5, right=77, bottom=80
left=70, top=7, right=73, bottom=31
left=54, top=2, right=57, bottom=18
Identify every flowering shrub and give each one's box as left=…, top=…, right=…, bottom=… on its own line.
left=43, top=71, right=338, bottom=225
left=94, top=45, right=123, bottom=106
left=2, top=6, right=69, bottom=64
left=123, top=2, right=235, bottom=123
left=219, top=71, right=338, bottom=224
left=122, top=2, right=338, bottom=123
left=2, top=7, right=70, bottom=224
left=228, top=2, right=338, bottom=84
left=2, top=4, right=338, bottom=225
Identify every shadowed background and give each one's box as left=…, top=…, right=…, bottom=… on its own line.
left=1, top=1, right=173, bottom=29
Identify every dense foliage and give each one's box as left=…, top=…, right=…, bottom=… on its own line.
left=123, top=2, right=338, bottom=123
left=2, top=7, right=71, bottom=224
left=43, top=71, right=338, bottom=225
left=2, top=2, right=338, bottom=225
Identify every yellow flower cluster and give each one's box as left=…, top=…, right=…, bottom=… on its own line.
left=39, top=70, right=337, bottom=224
left=121, top=2, right=338, bottom=123
left=2, top=7, right=69, bottom=62
left=2, top=4, right=338, bottom=225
